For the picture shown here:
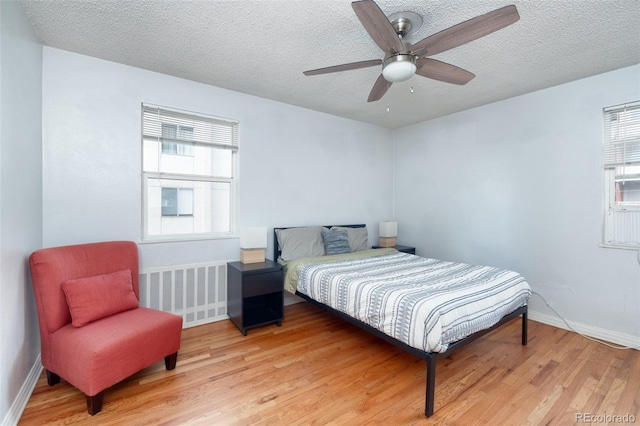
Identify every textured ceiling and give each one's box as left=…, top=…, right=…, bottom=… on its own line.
left=20, top=0, right=640, bottom=129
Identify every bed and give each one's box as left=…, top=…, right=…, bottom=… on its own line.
left=274, top=224, right=531, bottom=417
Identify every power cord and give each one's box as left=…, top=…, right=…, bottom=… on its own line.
left=531, top=290, right=640, bottom=351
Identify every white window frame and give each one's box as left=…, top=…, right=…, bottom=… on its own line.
left=141, top=104, right=238, bottom=242
left=602, top=101, right=640, bottom=249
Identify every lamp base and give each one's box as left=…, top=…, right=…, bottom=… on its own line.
left=240, top=248, right=265, bottom=264
left=378, top=237, right=396, bottom=248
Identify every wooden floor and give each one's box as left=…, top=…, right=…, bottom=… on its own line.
left=20, top=302, right=640, bottom=425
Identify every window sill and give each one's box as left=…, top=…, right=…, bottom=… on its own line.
left=599, top=243, right=640, bottom=251
left=140, top=235, right=238, bottom=244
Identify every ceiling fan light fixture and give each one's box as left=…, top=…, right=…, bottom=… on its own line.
left=382, top=55, right=416, bottom=83
left=303, top=1, right=520, bottom=102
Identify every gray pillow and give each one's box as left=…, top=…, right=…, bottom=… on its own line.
left=321, top=230, right=351, bottom=255
left=331, top=226, right=368, bottom=251
left=276, top=226, right=326, bottom=261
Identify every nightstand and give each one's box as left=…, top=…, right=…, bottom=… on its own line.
left=372, top=244, right=416, bottom=255
left=227, top=260, right=284, bottom=336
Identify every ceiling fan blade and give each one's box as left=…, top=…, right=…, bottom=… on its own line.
left=303, top=59, right=382, bottom=76
left=352, top=0, right=404, bottom=53
left=415, top=58, right=475, bottom=85
left=368, top=74, right=392, bottom=102
left=412, top=5, right=520, bottom=57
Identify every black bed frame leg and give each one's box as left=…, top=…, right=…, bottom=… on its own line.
left=522, top=307, right=528, bottom=346
left=425, top=357, right=436, bottom=417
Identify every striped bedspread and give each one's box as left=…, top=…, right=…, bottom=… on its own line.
left=297, top=251, right=531, bottom=353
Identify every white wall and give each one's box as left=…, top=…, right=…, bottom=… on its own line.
left=42, top=48, right=394, bottom=268
left=394, top=65, right=640, bottom=341
left=0, top=0, right=43, bottom=423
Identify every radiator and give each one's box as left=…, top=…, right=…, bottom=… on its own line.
left=139, top=261, right=229, bottom=328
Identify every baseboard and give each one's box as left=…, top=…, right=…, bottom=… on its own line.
left=2, top=354, right=42, bottom=426
left=528, top=309, right=640, bottom=349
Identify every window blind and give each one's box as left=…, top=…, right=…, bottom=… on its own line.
left=142, top=104, right=238, bottom=151
left=603, top=101, right=640, bottom=169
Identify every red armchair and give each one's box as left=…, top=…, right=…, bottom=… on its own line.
left=29, top=241, right=183, bottom=415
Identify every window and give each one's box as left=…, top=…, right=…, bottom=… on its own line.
left=161, top=188, right=193, bottom=217
left=161, top=124, right=195, bottom=156
left=142, top=104, right=238, bottom=241
left=603, top=101, right=640, bottom=248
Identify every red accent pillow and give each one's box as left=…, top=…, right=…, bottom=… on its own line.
left=62, top=269, right=139, bottom=327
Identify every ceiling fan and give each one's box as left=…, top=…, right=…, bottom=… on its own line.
left=303, top=0, right=520, bottom=102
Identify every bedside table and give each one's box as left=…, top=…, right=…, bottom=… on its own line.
left=372, top=244, right=416, bottom=255
left=227, top=260, right=284, bottom=336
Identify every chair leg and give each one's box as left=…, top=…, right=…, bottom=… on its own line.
left=86, top=391, right=104, bottom=415
left=165, top=352, right=178, bottom=370
left=45, top=370, right=60, bottom=386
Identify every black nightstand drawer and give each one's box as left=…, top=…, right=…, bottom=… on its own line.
left=243, top=272, right=283, bottom=297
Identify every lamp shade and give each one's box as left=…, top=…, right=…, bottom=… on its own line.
left=239, top=226, right=267, bottom=249
left=382, top=60, right=416, bottom=83
left=379, top=221, right=398, bottom=237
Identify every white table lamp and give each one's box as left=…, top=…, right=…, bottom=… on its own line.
left=240, top=226, right=267, bottom=264
left=379, top=221, right=397, bottom=247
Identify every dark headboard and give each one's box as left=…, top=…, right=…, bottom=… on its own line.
left=273, top=224, right=366, bottom=261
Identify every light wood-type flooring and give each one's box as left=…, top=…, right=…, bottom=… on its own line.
left=19, top=302, right=640, bottom=425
